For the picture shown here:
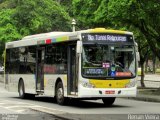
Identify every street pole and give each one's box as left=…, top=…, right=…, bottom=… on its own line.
left=72, top=19, right=76, bottom=32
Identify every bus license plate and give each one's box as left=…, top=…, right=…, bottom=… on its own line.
left=105, top=90, right=115, bottom=94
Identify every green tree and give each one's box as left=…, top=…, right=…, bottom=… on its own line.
left=72, top=0, right=103, bottom=29
left=0, top=0, right=72, bottom=62
left=0, top=9, right=21, bottom=62
left=135, top=30, right=150, bottom=87
left=13, top=0, right=72, bottom=36
left=56, top=0, right=73, bottom=16
left=107, top=0, right=160, bottom=59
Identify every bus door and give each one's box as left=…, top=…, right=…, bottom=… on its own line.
left=36, top=47, right=45, bottom=91
left=68, top=45, right=77, bottom=95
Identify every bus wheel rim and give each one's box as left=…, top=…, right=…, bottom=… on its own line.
left=57, top=88, right=63, bottom=100
left=20, top=85, right=23, bottom=96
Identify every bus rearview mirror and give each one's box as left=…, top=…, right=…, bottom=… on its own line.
left=76, top=41, right=82, bottom=54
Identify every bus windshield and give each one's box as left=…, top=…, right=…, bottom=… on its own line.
left=82, top=44, right=136, bottom=78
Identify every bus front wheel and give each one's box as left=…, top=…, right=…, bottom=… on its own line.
left=102, top=97, right=116, bottom=106
left=18, top=80, right=26, bottom=99
left=56, top=82, right=66, bottom=105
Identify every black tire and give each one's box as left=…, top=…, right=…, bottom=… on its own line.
left=27, top=94, right=35, bottom=99
left=56, top=82, right=66, bottom=105
left=18, top=80, right=26, bottom=99
left=102, top=97, right=116, bottom=106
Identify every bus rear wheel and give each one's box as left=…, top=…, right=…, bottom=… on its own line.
left=56, top=82, right=66, bottom=105
left=18, top=80, right=26, bottom=99
left=102, top=97, right=116, bottom=106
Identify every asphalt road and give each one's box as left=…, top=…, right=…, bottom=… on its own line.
left=0, top=82, right=160, bottom=120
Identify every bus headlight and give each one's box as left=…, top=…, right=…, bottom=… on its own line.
left=125, top=80, right=137, bottom=88
left=81, top=81, right=95, bottom=88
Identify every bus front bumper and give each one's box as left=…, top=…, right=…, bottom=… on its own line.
left=78, top=85, right=137, bottom=98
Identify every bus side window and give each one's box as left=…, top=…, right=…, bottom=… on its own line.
left=19, top=46, right=36, bottom=74
left=10, top=48, right=20, bottom=74
left=27, top=46, right=36, bottom=74
left=45, top=44, right=67, bottom=74
left=6, top=49, right=10, bottom=73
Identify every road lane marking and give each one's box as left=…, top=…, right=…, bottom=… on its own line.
left=5, top=105, right=41, bottom=109
left=0, top=99, right=67, bottom=114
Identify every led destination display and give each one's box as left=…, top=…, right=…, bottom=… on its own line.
left=82, top=33, right=133, bottom=43
left=88, top=35, right=126, bottom=42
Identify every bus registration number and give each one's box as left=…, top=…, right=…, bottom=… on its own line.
left=105, top=90, right=115, bottom=94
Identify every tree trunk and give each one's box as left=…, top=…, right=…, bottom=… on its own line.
left=140, top=63, right=145, bottom=88
left=152, top=54, right=156, bottom=74
left=145, top=56, right=148, bottom=73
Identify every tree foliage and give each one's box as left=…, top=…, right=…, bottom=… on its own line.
left=72, top=0, right=102, bottom=28
left=0, top=9, right=21, bottom=61
left=13, top=0, right=72, bottom=35
left=0, top=0, right=72, bottom=61
left=0, top=0, right=72, bottom=37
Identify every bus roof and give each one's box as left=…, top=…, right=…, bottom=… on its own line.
left=6, top=32, right=78, bottom=48
left=77, top=28, right=133, bottom=35
left=6, top=28, right=133, bottom=49
left=22, top=32, right=71, bottom=40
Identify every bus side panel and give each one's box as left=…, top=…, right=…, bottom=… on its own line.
left=7, top=74, right=18, bottom=92
left=44, top=74, right=67, bottom=97
left=7, top=74, right=36, bottom=94
left=22, top=74, right=36, bottom=94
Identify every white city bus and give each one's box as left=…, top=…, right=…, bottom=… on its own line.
left=4, top=28, right=139, bottom=106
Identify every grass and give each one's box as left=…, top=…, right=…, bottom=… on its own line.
left=138, top=68, right=141, bottom=76
left=156, top=68, right=160, bottom=74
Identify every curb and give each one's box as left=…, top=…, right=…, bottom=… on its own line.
left=128, top=94, right=160, bottom=103
left=30, top=107, right=78, bottom=120
left=137, top=80, right=160, bottom=82
left=138, top=87, right=159, bottom=89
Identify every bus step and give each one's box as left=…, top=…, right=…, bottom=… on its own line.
left=70, top=92, right=78, bottom=95
left=36, top=90, right=44, bottom=94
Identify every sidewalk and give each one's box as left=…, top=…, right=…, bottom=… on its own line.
left=128, top=89, right=160, bottom=103
left=133, top=74, right=160, bottom=103
left=137, top=74, right=160, bottom=88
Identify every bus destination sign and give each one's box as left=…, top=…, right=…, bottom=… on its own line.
left=82, top=33, right=133, bottom=43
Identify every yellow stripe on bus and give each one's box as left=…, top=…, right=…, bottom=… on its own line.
left=90, top=28, right=127, bottom=34
left=89, top=79, right=130, bottom=88
left=44, top=78, right=47, bottom=87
